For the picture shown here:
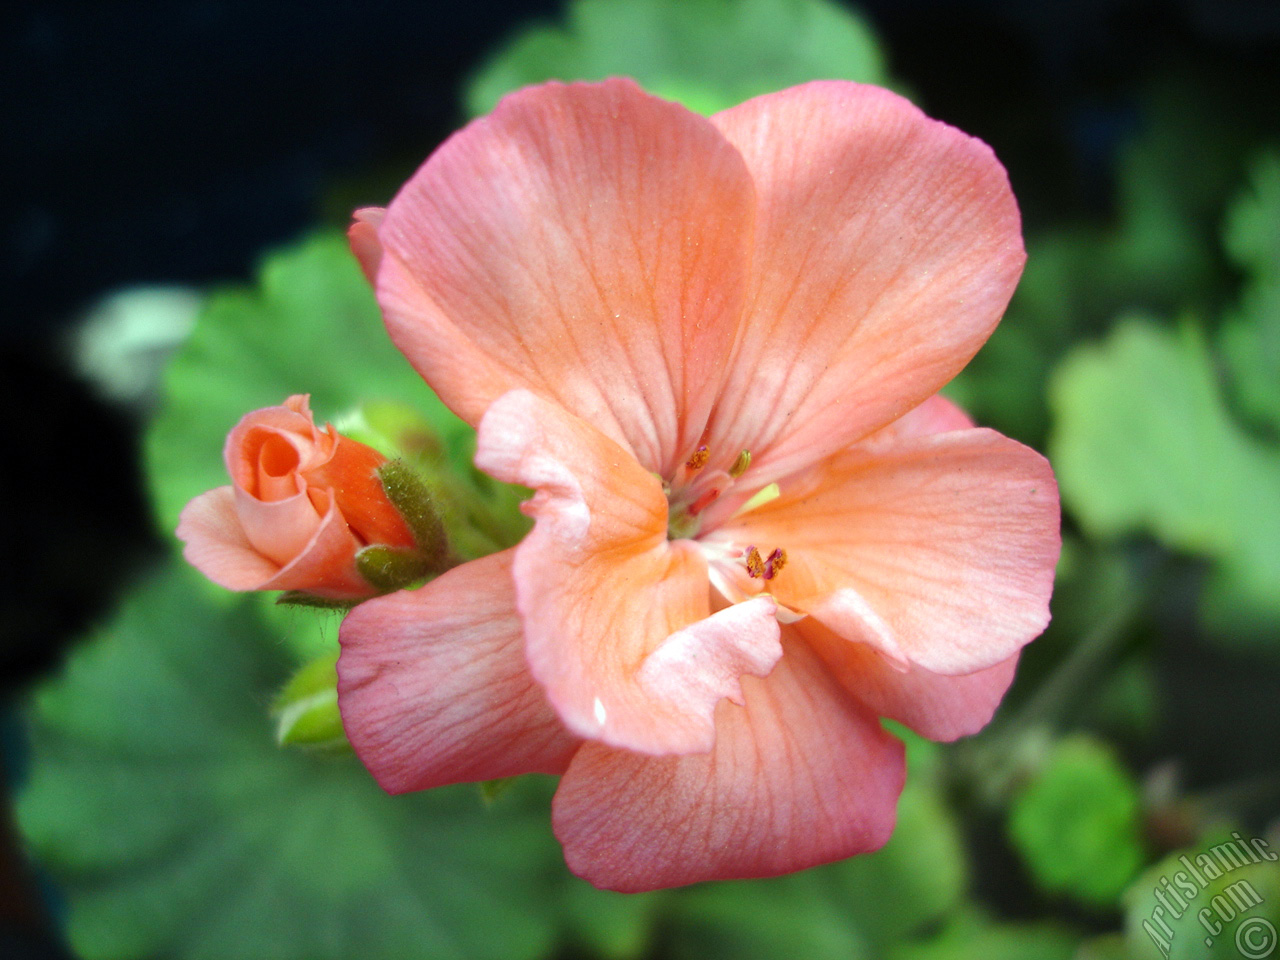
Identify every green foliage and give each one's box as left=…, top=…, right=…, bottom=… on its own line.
left=465, top=0, right=889, bottom=118
left=17, top=564, right=565, bottom=960
left=15, top=563, right=570, bottom=960
left=1220, top=153, right=1280, bottom=436
left=888, top=910, right=1081, bottom=960
left=1123, top=840, right=1280, bottom=960
left=561, top=882, right=664, bottom=960
left=665, top=871, right=876, bottom=960
left=955, top=77, right=1266, bottom=447
left=1049, top=316, right=1280, bottom=636
left=1008, top=735, right=1146, bottom=906
left=10, top=562, right=993, bottom=960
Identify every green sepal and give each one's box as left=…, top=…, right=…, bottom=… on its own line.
left=275, top=591, right=358, bottom=611
left=271, top=650, right=349, bottom=751
left=356, top=545, right=433, bottom=594
left=377, top=459, right=451, bottom=569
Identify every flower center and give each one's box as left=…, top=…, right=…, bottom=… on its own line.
left=664, top=447, right=788, bottom=587
left=664, top=445, right=749, bottom=540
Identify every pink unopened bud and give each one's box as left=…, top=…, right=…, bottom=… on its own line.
left=177, top=395, right=421, bottom=600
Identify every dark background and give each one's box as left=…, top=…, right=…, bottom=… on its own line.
left=8, top=0, right=1280, bottom=353
left=4, top=1, right=1280, bottom=955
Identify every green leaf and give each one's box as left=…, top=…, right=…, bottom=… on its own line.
left=955, top=78, right=1267, bottom=449
left=1051, top=319, right=1245, bottom=552
left=465, top=0, right=889, bottom=119
left=889, top=910, right=1081, bottom=960
left=1007, top=735, right=1146, bottom=907
left=561, top=881, right=664, bottom=960
left=1049, top=316, right=1280, bottom=634
left=144, top=231, right=471, bottom=539
left=1123, top=838, right=1280, bottom=960
left=1223, top=153, right=1280, bottom=277
left=1074, top=933, right=1132, bottom=960
left=666, top=870, right=875, bottom=960
left=1220, top=152, right=1280, bottom=434
left=16, top=562, right=562, bottom=960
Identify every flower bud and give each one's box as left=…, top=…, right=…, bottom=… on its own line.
left=177, top=395, right=446, bottom=600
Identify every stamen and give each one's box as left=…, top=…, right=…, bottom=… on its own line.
left=728, top=450, right=752, bottom=478
left=763, top=547, right=787, bottom=580
left=684, top=445, right=710, bottom=471
left=743, top=545, right=766, bottom=579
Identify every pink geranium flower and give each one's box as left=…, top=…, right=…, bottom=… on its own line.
left=337, top=78, right=1059, bottom=891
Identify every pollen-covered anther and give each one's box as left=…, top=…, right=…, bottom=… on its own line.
left=684, top=445, right=710, bottom=471
left=764, top=548, right=787, bottom=580
left=743, top=544, right=787, bottom=580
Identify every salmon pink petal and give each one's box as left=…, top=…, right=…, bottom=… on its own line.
left=178, top=487, right=282, bottom=587
left=348, top=207, right=385, bottom=285
left=799, top=619, right=1020, bottom=741
left=699, top=392, right=976, bottom=534
left=865, top=393, right=974, bottom=444
left=706, top=82, right=1025, bottom=484
left=305, top=434, right=417, bottom=550
left=476, top=389, right=783, bottom=756
left=232, top=484, right=327, bottom=566
left=377, top=78, right=756, bottom=476
left=337, top=550, right=581, bottom=793
left=177, top=486, right=368, bottom=598
left=551, top=636, right=905, bottom=891
left=721, top=428, right=1059, bottom=675
left=224, top=396, right=328, bottom=494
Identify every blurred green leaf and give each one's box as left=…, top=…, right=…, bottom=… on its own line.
left=144, top=232, right=471, bottom=539
left=1123, top=839, right=1280, bottom=960
left=1008, top=735, right=1146, bottom=906
left=1084, top=656, right=1160, bottom=742
left=1049, top=316, right=1280, bottom=635
left=666, top=870, right=875, bottom=960
left=1220, top=152, right=1280, bottom=435
left=1074, top=933, right=1132, bottom=960
left=889, top=910, right=1080, bottom=960
left=465, top=0, right=889, bottom=119
left=957, top=77, right=1264, bottom=448
left=16, top=562, right=562, bottom=960
left=561, top=881, right=664, bottom=960
left=1223, top=152, right=1280, bottom=284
